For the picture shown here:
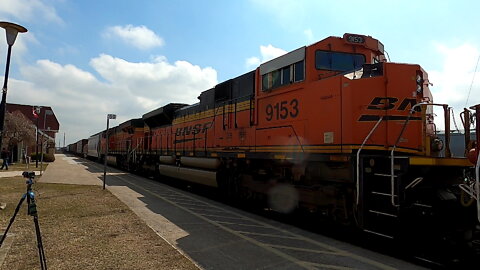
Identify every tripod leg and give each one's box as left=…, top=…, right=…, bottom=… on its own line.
left=31, top=209, right=47, bottom=270
left=33, top=216, right=47, bottom=270
left=0, top=194, right=26, bottom=247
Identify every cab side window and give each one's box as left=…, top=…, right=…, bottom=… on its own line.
left=262, top=60, right=304, bottom=91
left=315, top=51, right=365, bottom=72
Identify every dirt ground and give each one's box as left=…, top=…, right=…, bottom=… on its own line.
left=0, top=176, right=199, bottom=270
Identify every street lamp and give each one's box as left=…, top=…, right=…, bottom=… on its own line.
left=40, top=110, right=53, bottom=175
left=34, top=106, right=41, bottom=167
left=0, top=22, right=27, bottom=150
left=103, top=113, right=116, bottom=190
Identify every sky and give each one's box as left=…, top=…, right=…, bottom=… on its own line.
left=0, top=0, right=480, bottom=146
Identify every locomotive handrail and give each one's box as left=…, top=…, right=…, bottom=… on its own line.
left=471, top=104, right=480, bottom=223
left=390, top=102, right=447, bottom=207
left=356, top=116, right=384, bottom=206
left=476, top=148, right=480, bottom=223
left=128, top=139, right=142, bottom=164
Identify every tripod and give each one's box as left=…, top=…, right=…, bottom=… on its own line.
left=0, top=172, right=47, bottom=270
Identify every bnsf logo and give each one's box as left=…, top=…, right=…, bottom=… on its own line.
left=175, top=122, right=213, bottom=136
left=367, top=97, right=420, bottom=111
left=358, top=97, right=422, bottom=122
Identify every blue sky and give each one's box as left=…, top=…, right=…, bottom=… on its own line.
left=1, top=0, right=480, bottom=145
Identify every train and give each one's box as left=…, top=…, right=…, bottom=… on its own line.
left=67, top=33, right=480, bottom=259
left=67, top=138, right=87, bottom=158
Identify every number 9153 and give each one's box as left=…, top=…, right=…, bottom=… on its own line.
left=265, top=99, right=299, bottom=121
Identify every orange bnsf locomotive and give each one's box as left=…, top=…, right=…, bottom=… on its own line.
left=88, top=33, right=480, bottom=254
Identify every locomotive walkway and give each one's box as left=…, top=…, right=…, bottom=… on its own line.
left=10, top=154, right=427, bottom=269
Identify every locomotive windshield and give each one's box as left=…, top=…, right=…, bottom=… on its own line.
left=315, top=51, right=365, bottom=72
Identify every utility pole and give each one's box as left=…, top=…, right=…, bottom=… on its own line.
left=103, top=113, right=116, bottom=190
left=35, top=106, right=40, bottom=168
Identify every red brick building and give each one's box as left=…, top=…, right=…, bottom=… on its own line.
left=5, top=103, right=60, bottom=162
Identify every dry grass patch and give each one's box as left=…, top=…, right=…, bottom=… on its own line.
left=0, top=177, right=198, bottom=270
left=0, top=162, right=48, bottom=173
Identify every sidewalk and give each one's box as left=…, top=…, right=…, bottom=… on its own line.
left=0, top=171, right=22, bottom=178
left=39, top=155, right=102, bottom=186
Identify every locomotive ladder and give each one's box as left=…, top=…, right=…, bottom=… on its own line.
left=362, top=102, right=433, bottom=238
left=356, top=115, right=403, bottom=238
left=357, top=103, right=432, bottom=239
left=127, top=139, right=142, bottom=168
left=359, top=154, right=408, bottom=239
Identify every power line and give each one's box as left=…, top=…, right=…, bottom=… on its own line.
left=465, top=54, right=480, bottom=107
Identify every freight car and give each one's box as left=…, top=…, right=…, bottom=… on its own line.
left=87, top=33, right=480, bottom=257
left=67, top=139, right=88, bottom=158
left=87, top=131, right=103, bottom=160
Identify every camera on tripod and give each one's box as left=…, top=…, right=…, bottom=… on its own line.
left=22, top=171, right=35, bottom=179
left=1, top=169, right=47, bottom=269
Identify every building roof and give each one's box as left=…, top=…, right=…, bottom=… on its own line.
left=6, top=103, right=60, bottom=133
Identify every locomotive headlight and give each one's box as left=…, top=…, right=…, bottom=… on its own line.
left=416, top=75, right=423, bottom=84
left=416, top=84, right=423, bottom=93
left=416, top=71, right=424, bottom=94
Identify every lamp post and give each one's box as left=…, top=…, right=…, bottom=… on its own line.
left=35, top=106, right=41, bottom=167
left=40, top=110, right=53, bottom=175
left=0, top=22, right=27, bottom=150
left=103, top=113, right=116, bottom=190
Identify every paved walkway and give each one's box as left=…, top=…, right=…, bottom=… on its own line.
left=39, top=155, right=102, bottom=186
left=0, top=171, right=23, bottom=178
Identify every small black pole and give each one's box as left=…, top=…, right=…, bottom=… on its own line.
left=35, top=110, right=39, bottom=168
left=0, top=45, right=12, bottom=150
left=103, top=116, right=110, bottom=190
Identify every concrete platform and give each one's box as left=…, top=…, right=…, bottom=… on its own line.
left=39, top=155, right=102, bottom=186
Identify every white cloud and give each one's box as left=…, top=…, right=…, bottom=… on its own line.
left=7, top=55, right=217, bottom=144
left=0, top=0, right=63, bottom=24
left=304, top=29, right=314, bottom=43
left=245, top=44, right=287, bottom=69
left=90, top=54, right=217, bottom=106
left=428, top=42, right=480, bottom=131
left=104, top=25, right=164, bottom=50
left=246, top=57, right=261, bottom=68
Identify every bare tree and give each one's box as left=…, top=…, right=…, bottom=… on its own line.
left=2, top=110, right=36, bottom=150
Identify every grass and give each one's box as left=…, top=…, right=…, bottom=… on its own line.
left=0, top=176, right=198, bottom=270
left=0, top=162, right=48, bottom=173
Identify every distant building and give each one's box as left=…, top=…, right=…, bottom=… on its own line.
left=5, top=103, right=60, bottom=162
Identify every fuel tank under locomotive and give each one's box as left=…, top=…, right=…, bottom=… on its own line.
left=158, top=156, right=355, bottom=221
left=158, top=156, right=220, bottom=188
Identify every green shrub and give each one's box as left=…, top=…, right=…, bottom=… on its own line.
left=30, top=153, right=55, bottom=162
